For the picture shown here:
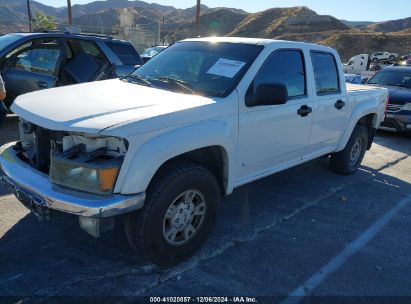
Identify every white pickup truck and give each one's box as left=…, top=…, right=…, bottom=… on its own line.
left=0, top=37, right=388, bottom=266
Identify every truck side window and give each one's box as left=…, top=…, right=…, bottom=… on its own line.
left=254, top=49, right=306, bottom=99
left=311, top=51, right=340, bottom=95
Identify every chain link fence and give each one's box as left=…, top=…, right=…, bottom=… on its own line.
left=61, top=23, right=171, bottom=53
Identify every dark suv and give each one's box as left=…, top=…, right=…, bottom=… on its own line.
left=367, top=66, right=411, bottom=134
left=0, top=32, right=143, bottom=116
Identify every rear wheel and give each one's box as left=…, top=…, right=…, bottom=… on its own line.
left=372, top=57, right=378, bottom=63
left=389, top=55, right=395, bottom=61
left=330, top=125, right=368, bottom=175
left=125, top=161, right=220, bottom=266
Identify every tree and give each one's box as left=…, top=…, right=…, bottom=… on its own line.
left=33, top=11, right=57, bottom=31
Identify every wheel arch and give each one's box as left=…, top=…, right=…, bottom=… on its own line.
left=357, top=113, right=378, bottom=149
left=336, top=111, right=380, bottom=152
left=117, top=120, right=235, bottom=195
left=149, top=145, right=229, bottom=195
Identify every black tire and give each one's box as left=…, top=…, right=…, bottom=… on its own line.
left=125, top=161, right=220, bottom=266
left=372, top=57, right=378, bottom=63
left=389, top=55, right=395, bottom=61
left=330, top=125, right=368, bottom=175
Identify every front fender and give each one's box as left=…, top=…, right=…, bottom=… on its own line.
left=336, top=93, right=386, bottom=152
left=118, top=119, right=236, bottom=195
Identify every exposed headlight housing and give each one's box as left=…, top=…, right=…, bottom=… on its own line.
left=49, top=136, right=127, bottom=195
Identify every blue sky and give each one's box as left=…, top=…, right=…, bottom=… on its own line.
left=36, top=0, right=410, bottom=22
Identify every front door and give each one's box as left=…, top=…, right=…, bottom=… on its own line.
left=237, top=49, right=314, bottom=183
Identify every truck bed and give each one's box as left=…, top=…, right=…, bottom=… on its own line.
left=346, top=83, right=382, bottom=93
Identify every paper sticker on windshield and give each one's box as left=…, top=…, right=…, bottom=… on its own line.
left=206, top=58, right=246, bottom=78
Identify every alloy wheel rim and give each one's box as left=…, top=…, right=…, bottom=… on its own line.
left=163, top=189, right=207, bottom=246
left=349, top=137, right=363, bottom=166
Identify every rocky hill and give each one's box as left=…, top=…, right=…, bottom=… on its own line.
left=340, top=20, right=375, bottom=28
left=1, top=0, right=411, bottom=60
left=275, top=30, right=411, bottom=60
left=0, top=0, right=61, bottom=32
left=170, top=8, right=248, bottom=40
left=365, top=17, right=411, bottom=33
left=227, top=7, right=349, bottom=37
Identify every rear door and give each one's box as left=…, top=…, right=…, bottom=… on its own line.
left=1, top=38, right=64, bottom=105
left=304, top=51, right=348, bottom=159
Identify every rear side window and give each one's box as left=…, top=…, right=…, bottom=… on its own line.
left=311, top=51, right=340, bottom=95
left=254, top=49, right=306, bottom=99
left=106, top=42, right=142, bottom=65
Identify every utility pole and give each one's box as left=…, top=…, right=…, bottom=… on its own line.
left=26, top=0, right=32, bottom=32
left=67, top=0, right=73, bottom=25
left=195, top=0, right=200, bottom=37
left=162, top=15, right=165, bottom=45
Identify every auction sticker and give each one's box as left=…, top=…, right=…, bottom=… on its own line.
left=207, top=58, right=246, bottom=78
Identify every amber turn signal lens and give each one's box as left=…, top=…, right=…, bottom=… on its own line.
left=98, top=167, right=120, bottom=192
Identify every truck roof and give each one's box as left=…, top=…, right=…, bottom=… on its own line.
left=182, top=36, right=335, bottom=51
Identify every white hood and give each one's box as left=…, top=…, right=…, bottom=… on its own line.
left=12, top=79, right=223, bottom=135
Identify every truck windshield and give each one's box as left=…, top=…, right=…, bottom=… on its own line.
left=368, top=70, right=411, bottom=88
left=0, top=34, right=21, bottom=52
left=130, top=41, right=263, bottom=97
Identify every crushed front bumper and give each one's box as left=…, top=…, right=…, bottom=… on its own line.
left=0, top=142, right=145, bottom=218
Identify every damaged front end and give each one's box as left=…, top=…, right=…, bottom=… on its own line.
left=1, top=118, right=144, bottom=237
left=16, top=118, right=128, bottom=196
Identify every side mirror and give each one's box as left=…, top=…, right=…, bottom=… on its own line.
left=247, top=83, right=288, bottom=107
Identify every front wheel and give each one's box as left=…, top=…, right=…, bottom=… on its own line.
left=125, top=161, right=220, bottom=266
left=389, top=55, right=395, bottom=61
left=330, top=125, right=368, bottom=175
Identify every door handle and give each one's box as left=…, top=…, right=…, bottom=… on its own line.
left=37, top=81, right=48, bottom=89
left=297, top=105, right=312, bottom=117
left=335, top=100, right=346, bottom=110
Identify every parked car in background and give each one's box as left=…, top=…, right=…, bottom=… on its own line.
left=140, top=45, right=168, bottom=63
left=343, top=53, right=396, bottom=75
left=366, top=66, right=411, bottom=134
left=0, top=32, right=143, bottom=117
left=370, top=52, right=398, bottom=62
left=345, top=74, right=362, bottom=84
left=0, top=37, right=387, bottom=266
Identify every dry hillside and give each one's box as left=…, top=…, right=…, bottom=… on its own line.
left=276, top=30, right=411, bottom=61
left=170, top=8, right=247, bottom=40
left=227, top=6, right=349, bottom=37
left=365, top=17, right=411, bottom=33
left=1, top=0, right=411, bottom=60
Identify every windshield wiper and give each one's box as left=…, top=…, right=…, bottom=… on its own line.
left=153, top=77, right=195, bottom=94
left=123, top=74, right=154, bottom=87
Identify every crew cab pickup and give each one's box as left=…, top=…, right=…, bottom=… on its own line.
left=0, top=37, right=388, bottom=266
